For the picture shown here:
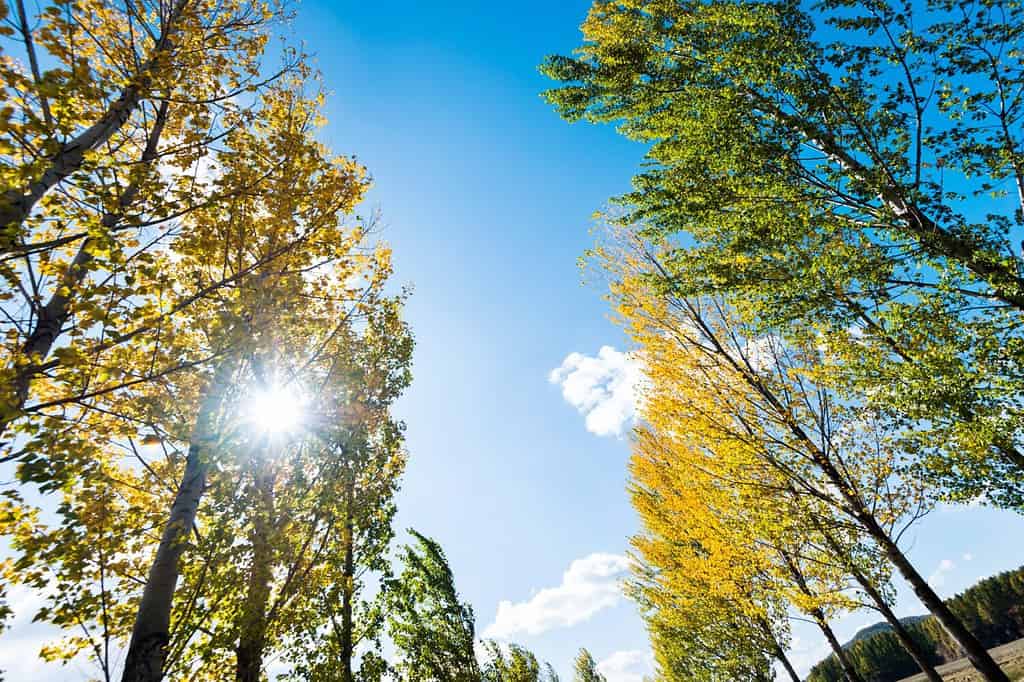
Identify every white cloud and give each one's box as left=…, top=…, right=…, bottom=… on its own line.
left=3, top=583, right=45, bottom=629
left=597, top=650, right=655, bottom=682
left=963, top=552, right=974, bottom=562
left=549, top=347, right=643, bottom=437
left=928, top=558, right=956, bottom=588
left=741, top=334, right=783, bottom=373
left=483, top=553, right=630, bottom=639
left=0, top=584, right=84, bottom=681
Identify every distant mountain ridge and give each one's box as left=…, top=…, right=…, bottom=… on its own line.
left=807, top=565, right=1024, bottom=682
left=845, top=616, right=930, bottom=648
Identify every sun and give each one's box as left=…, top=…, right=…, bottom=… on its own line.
left=246, top=384, right=304, bottom=434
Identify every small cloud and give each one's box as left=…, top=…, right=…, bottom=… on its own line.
left=483, top=553, right=630, bottom=639
left=473, top=640, right=491, bottom=666
left=928, top=559, right=956, bottom=588
left=963, top=553, right=974, bottom=562
left=3, top=583, right=45, bottom=629
left=549, top=347, right=644, bottom=437
left=0, top=584, right=84, bottom=681
left=742, top=334, right=784, bottom=373
left=597, top=650, right=655, bottom=682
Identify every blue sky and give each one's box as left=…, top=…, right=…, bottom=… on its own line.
left=280, top=2, right=1024, bottom=680
left=286, top=0, right=657, bottom=676
left=4, top=1, right=1024, bottom=681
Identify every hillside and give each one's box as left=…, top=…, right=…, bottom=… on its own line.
left=847, top=617, right=931, bottom=647
left=807, top=567, right=1024, bottom=682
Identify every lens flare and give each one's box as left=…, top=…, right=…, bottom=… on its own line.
left=247, top=385, right=304, bottom=434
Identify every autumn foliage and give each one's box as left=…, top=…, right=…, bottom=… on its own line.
left=545, top=0, right=1024, bottom=680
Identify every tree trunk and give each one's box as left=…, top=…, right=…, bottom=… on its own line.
left=814, top=611, right=864, bottom=682
left=236, top=458, right=275, bottom=682
left=775, top=647, right=801, bottom=682
left=780, top=551, right=865, bottom=682
left=339, top=472, right=355, bottom=682
left=715, top=302, right=1010, bottom=682
left=121, top=359, right=232, bottom=682
left=811, top=455, right=1010, bottom=682
left=815, top=517, right=943, bottom=682
left=866, top=517, right=1009, bottom=682
left=847, top=557, right=943, bottom=682
left=775, top=406, right=1010, bottom=682
left=0, top=1, right=186, bottom=252
left=0, top=87, right=141, bottom=245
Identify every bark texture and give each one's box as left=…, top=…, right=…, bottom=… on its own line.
left=235, top=460, right=275, bottom=682
left=121, top=359, right=232, bottom=682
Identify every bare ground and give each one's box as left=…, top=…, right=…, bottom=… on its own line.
left=897, top=638, right=1024, bottom=682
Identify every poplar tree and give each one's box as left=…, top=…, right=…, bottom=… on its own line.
left=0, top=0, right=293, bottom=443
left=121, top=76, right=377, bottom=681
left=542, top=0, right=1024, bottom=507
left=262, top=301, right=413, bottom=682
left=606, top=235, right=1009, bottom=681
left=573, top=649, right=606, bottom=682
left=0, top=4, right=425, bottom=682
left=386, top=530, right=482, bottom=682
left=1, top=77, right=383, bottom=681
left=481, top=641, right=561, bottom=682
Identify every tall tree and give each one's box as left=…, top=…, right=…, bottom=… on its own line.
left=0, top=77, right=377, bottom=681
left=227, top=297, right=412, bottom=682
left=386, top=530, right=482, bottom=682
left=481, top=641, right=560, bottom=682
left=574, top=648, right=606, bottom=682
left=541, top=0, right=1024, bottom=508
left=0, top=4, right=424, bottom=682
left=606, top=235, right=1009, bottom=682
left=0, top=0, right=295, bottom=445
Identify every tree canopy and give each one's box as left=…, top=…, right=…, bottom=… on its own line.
left=544, top=1, right=1024, bottom=681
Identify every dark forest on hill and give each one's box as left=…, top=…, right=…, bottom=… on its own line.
left=808, top=568, right=1024, bottom=682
